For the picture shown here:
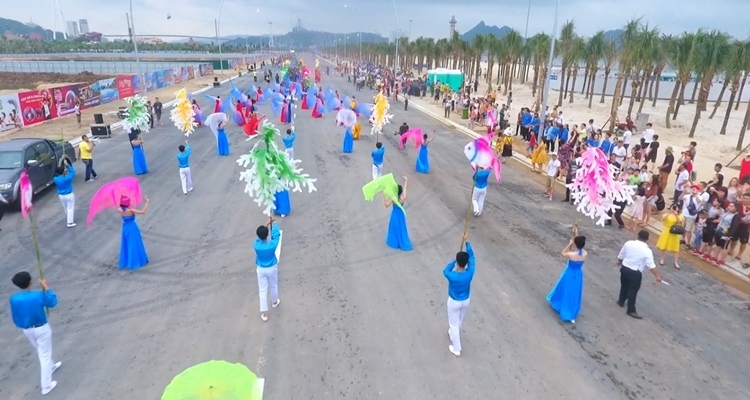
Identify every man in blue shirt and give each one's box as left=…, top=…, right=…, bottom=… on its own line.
left=471, top=167, right=492, bottom=216
left=254, top=217, right=282, bottom=322
left=443, top=234, right=476, bottom=356
left=177, top=140, right=193, bottom=195
left=371, top=142, right=385, bottom=180
left=53, top=158, right=76, bottom=227
left=283, top=128, right=296, bottom=160
left=520, top=109, right=532, bottom=141
left=9, top=272, right=61, bottom=395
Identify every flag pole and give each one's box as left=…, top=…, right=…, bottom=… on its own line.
left=460, top=175, right=477, bottom=252
left=27, top=211, right=49, bottom=315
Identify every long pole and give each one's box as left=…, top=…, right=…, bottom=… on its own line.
left=128, top=0, right=143, bottom=95
left=217, top=0, right=226, bottom=74
left=540, top=0, right=560, bottom=138
left=359, top=33, right=362, bottom=61
left=392, top=0, right=399, bottom=72
left=28, top=212, right=49, bottom=315
left=408, top=20, right=412, bottom=41
left=523, top=0, right=531, bottom=38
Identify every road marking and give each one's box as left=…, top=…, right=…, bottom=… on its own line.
left=256, top=378, right=265, bottom=398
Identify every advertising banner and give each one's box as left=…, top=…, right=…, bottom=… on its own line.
left=187, top=66, right=196, bottom=80
left=52, top=84, right=81, bottom=117
left=0, top=93, right=24, bottom=132
left=18, top=89, right=56, bottom=126
left=199, top=64, right=214, bottom=76
left=99, top=78, right=119, bottom=104
left=144, top=72, right=155, bottom=92
left=164, top=69, right=175, bottom=87
left=79, top=81, right=101, bottom=109
left=193, top=64, right=202, bottom=78
left=116, top=75, right=136, bottom=98
left=172, top=68, right=183, bottom=85
left=181, top=66, right=189, bottom=83
left=154, top=70, right=167, bottom=89
left=132, top=74, right=144, bottom=95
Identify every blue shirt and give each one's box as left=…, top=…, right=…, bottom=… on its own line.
left=254, top=223, right=281, bottom=267
left=549, top=126, right=560, bottom=141
left=560, top=128, right=569, bottom=143
left=521, top=113, right=532, bottom=126
left=371, top=147, right=385, bottom=165
left=177, top=144, right=191, bottom=168
left=10, top=290, right=58, bottom=329
left=474, top=170, right=491, bottom=189
left=282, top=133, right=296, bottom=149
left=600, top=139, right=613, bottom=156
left=530, top=117, right=541, bottom=133
left=53, top=164, right=75, bottom=195
left=586, top=138, right=600, bottom=148
left=544, top=126, right=554, bottom=140
left=443, top=242, right=476, bottom=301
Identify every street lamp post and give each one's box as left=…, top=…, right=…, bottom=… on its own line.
left=540, top=0, right=560, bottom=135
left=217, top=0, right=226, bottom=74
left=408, top=19, right=412, bottom=41
left=128, top=0, right=144, bottom=95
left=392, top=0, right=399, bottom=72
left=358, top=33, right=362, bottom=61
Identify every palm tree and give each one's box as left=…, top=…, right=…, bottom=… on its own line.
left=471, top=34, right=486, bottom=85
left=568, top=36, right=586, bottom=104
left=635, top=27, right=661, bottom=115
left=556, top=21, right=577, bottom=106
left=585, top=31, right=606, bottom=108
left=599, top=39, right=617, bottom=104
left=666, top=32, right=696, bottom=126
left=722, top=41, right=750, bottom=142
left=502, top=30, right=524, bottom=94
left=609, top=19, right=643, bottom=133
left=528, top=33, right=551, bottom=108
left=650, top=35, right=671, bottom=108
left=688, top=30, right=731, bottom=138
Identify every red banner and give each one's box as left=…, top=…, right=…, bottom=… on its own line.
left=117, top=75, right=135, bottom=98
left=18, top=89, right=57, bottom=126
left=52, top=84, right=81, bottom=118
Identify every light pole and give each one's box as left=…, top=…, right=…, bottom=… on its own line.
left=344, top=36, right=348, bottom=60
left=128, top=0, right=144, bottom=94
left=392, top=0, right=399, bottom=72
left=217, top=0, right=226, bottom=74
left=523, top=0, right=531, bottom=38
left=358, top=33, right=362, bottom=61
left=408, top=19, right=412, bottom=41
left=540, top=0, right=560, bottom=135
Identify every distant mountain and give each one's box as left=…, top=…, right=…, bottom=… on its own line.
left=171, top=28, right=388, bottom=48
left=0, top=17, right=64, bottom=40
left=602, top=29, right=623, bottom=44
left=461, top=21, right=513, bottom=42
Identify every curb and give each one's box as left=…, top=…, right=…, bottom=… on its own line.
left=404, top=96, right=750, bottom=285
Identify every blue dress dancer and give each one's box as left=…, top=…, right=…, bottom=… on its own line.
left=547, top=235, right=587, bottom=323
left=129, top=131, right=148, bottom=175
left=217, top=120, right=230, bottom=156
left=117, top=195, right=150, bottom=270
left=416, top=134, right=433, bottom=174
left=384, top=176, right=413, bottom=251
left=342, top=127, right=354, bottom=153
left=273, top=189, right=291, bottom=217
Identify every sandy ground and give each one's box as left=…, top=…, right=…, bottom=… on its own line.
left=0, top=70, right=240, bottom=143
left=2, top=56, right=750, bottom=400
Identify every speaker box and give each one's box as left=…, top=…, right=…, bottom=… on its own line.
left=93, top=113, right=104, bottom=124
left=90, top=124, right=111, bottom=138
left=213, top=81, right=220, bottom=88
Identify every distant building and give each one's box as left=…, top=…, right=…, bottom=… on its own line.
left=79, top=19, right=89, bottom=34
left=449, top=16, right=457, bottom=38
left=29, top=32, right=43, bottom=41
left=66, top=20, right=79, bottom=37
left=187, top=37, right=197, bottom=46
left=137, top=37, right=164, bottom=44
left=3, top=28, right=22, bottom=41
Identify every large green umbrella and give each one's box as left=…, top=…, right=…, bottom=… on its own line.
left=161, top=360, right=262, bottom=400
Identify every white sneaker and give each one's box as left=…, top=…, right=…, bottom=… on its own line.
left=42, top=381, right=57, bottom=395
left=67, top=223, right=76, bottom=228
left=280, top=214, right=286, bottom=218
left=272, top=299, right=281, bottom=308
left=260, top=313, right=268, bottom=322
left=188, top=188, right=193, bottom=192
left=448, top=345, right=460, bottom=357
left=183, top=192, right=187, bottom=195
left=52, top=361, right=61, bottom=373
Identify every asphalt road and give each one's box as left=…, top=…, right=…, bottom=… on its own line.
left=2, top=55, right=750, bottom=400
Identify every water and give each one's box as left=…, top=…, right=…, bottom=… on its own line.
left=0, top=60, right=195, bottom=74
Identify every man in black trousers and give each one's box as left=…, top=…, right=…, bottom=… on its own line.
left=616, top=230, right=663, bottom=319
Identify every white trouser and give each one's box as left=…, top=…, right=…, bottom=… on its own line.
left=23, top=324, right=55, bottom=391
left=472, top=187, right=487, bottom=215
left=256, top=265, right=279, bottom=313
left=372, top=163, right=383, bottom=180
left=179, top=167, right=193, bottom=194
left=285, top=147, right=294, bottom=160
left=447, top=297, right=470, bottom=352
left=58, top=193, right=75, bottom=225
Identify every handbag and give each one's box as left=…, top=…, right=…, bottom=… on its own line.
left=669, top=217, right=685, bottom=235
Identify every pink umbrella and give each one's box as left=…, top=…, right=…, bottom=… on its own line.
left=87, top=177, right=143, bottom=227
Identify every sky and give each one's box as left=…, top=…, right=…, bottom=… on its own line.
left=7, top=0, right=750, bottom=41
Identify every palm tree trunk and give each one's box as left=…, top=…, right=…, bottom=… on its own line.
left=689, top=73, right=701, bottom=104
left=508, top=62, right=515, bottom=92
left=531, top=66, right=540, bottom=97
left=735, top=72, right=748, bottom=110
left=665, top=82, right=680, bottom=129
left=689, top=81, right=711, bottom=138
left=721, top=86, right=738, bottom=135
left=610, top=74, right=625, bottom=133
left=651, top=76, right=663, bottom=107
left=495, top=64, right=501, bottom=86
left=673, top=82, right=688, bottom=120
left=736, top=101, right=750, bottom=151
left=581, top=68, right=589, bottom=95
left=588, top=71, right=598, bottom=108
left=627, top=80, right=639, bottom=116
left=557, top=64, right=566, bottom=106
left=564, top=68, right=574, bottom=100
left=710, top=80, right=729, bottom=119
left=600, top=71, right=611, bottom=103
left=619, top=76, right=628, bottom=106
left=568, top=69, right=579, bottom=103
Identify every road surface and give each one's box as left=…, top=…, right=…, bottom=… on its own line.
left=1, top=55, right=750, bottom=400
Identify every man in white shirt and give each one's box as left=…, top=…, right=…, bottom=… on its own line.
left=642, top=123, right=655, bottom=146
left=673, top=164, right=690, bottom=206
left=617, top=230, right=662, bottom=319
left=554, top=111, right=564, bottom=126
left=586, top=119, right=597, bottom=137
left=680, top=184, right=709, bottom=248
left=545, top=152, right=561, bottom=201
left=622, top=129, right=633, bottom=151
left=612, top=140, right=628, bottom=165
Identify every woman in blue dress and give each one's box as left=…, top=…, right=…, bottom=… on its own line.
left=383, top=176, right=413, bottom=251
left=273, top=189, right=291, bottom=217
left=416, top=133, right=433, bottom=174
left=546, top=234, right=587, bottom=323
left=342, top=127, right=354, bottom=153
left=217, top=119, right=230, bottom=156
left=117, top=195, right=150, bottom=270
left=129, top=130, right=148, bottom=175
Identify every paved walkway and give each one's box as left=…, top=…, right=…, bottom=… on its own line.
left=402, top=93, right=750, bottom=283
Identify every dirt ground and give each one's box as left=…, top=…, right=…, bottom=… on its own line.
left=0, top=71, right=117, bottom=92
left=0, top=71, right=241, bottom=142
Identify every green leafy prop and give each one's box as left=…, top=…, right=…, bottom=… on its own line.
left=237, top=120, right=317, bottom=215
left=123, top=95, right=151, bottom=133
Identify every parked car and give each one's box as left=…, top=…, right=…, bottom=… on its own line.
left=0, top=138, right=77, bottom=205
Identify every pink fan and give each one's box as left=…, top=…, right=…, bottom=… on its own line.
left=399, top=128, right=424, bottom=150
left=335, top=109, right=357, bottom=128
left=87, top=177, right=143, bottom=227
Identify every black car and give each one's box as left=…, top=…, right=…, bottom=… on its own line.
left=0, top=138, right=76, bottom=205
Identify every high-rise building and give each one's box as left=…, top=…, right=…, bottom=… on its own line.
left=449, top=16, right=457, bottom=39
left=66, top=21, right=79, bottom=37
left=79, top=19, right=89, bottom=34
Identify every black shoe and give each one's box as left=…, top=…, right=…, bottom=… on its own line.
left=561, top=199, right=569, bottom=202
left=617, top=301, right=624, bottom=307
left=618, top=225, right=625, bottom=229
left=627, top=312, right=643, bottom=320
